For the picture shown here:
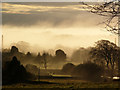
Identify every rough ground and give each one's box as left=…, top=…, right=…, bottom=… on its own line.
left=2, top=79, right=120, bottom=89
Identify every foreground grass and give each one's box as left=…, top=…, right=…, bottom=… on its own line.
left=2, top=79, right=120, bottom=88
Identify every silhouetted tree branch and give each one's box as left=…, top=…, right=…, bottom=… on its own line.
left=81, top=1, right=120, bottom=35
left=90, top=40, right=119, bottom=77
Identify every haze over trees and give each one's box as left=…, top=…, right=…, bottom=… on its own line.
left=71, top=47, right=90, bottom=64
left=11, top=41, right=30, bottom=53
left=72, top=62, right=104, bottom=81
left=2, top=39, right=120, bottom=83
left=2, top=46, right=68, bottom=69
left=10, top=46, right=19, bottom=54
left=90, top=40, right=119, bottom=76
left=82, top=1, right=120, bottom=77
left=61, top=39, right=119, bottom=81
left=54, top=49, right=67, bottom=62
left=3, top=56, right=33, bottom=84
left=62, top=63, right=75, bottom=74
left=61, top=61, right=104, bottom=82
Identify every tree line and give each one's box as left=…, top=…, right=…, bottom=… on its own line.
left=2, top=39, right=120, bottom=83
left=62, top=39, right=120, bottom=81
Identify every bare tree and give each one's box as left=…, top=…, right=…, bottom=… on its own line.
left=81, top=0, right=120, bottom=35
left=42, top=53, right=47, bottom=70
left=90, top=40, right=119, bottom=76
left=82, top=0, right=120, bottom=77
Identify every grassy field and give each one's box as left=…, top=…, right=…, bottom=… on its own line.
left=2, top=78, right=120, bottom=89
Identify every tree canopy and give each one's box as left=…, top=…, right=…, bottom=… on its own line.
left=3, top=56, right=31, bottom=84
left=90, top=40, right=119, bottom=76
left=82, top=1, right=120, bottom=35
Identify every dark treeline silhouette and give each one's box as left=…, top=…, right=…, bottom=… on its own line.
left=3, top=56, right=35, bottom=85
left=2, top=46, right=24, bottom=68
left=2, top=46, right=67, bottom=69
left=62, top=63, right=75, bottom=75
left=61, top=40, right=120, bottom=82
left=62, top=62, right=104, bottom=82
left=90, top=40, right=120, bottom=77
left=2, top=39, right=120, bottom=83
left=2, top=46, right=68, bottom=84
left=25, top=64, right=39, bottom=75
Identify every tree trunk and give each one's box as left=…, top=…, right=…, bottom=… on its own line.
left=111, top=64, right=114, bottom=77
left=118, top=2, right=120, bottom=88
left=118, top=0, right=120, bottom=77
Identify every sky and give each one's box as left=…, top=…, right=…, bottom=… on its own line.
left=2, top=2, right=118, bottom=54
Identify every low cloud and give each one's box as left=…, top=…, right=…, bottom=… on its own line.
left=2, top=2, right=105, bottom=28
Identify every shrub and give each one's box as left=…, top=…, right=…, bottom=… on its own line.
left=62, top=63, right=75, bottom=74
left=3, top=56, right=33, bottom=84
left=72, top=62, right=104, bottom=81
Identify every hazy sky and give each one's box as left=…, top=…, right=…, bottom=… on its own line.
left=2, top=2, right=118, bottom=53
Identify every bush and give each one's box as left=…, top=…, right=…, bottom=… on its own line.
left=62, top=63, right=75, bottom=74
left=72, top=62, right=104, bottom=81
left=3, top=56, right=33, bottom=84
left=25, top=64, right=39, bottom=75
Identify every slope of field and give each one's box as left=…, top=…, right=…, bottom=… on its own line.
left=2, top=78, right=119, bottom=89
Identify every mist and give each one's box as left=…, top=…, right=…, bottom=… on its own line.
left=2, top=2, right=118, bottom=51
left=2, top=41, right=92, bottom=69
